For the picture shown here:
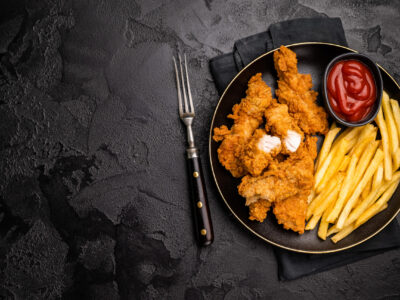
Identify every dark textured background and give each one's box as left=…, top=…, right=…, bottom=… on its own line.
left=0, top=0, right=400, bottom=299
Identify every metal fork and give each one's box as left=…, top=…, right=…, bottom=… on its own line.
left=173, top=54, right=214, bottom=246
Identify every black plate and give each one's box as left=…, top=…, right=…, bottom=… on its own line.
left=209, top=42, right=400, bottom=253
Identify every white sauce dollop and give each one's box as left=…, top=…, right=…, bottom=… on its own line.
left=284, top=130, right=301, bottom=152
left=257, top=134, right=281, bottom=153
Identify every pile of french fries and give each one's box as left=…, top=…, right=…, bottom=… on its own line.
left=307, top=91, right=400, bottom=243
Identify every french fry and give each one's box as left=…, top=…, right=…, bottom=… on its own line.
left=332, top=203, right=388, bottom=243
left=394, top=148, right=400, bottom=170
left=353, top=124, right=376, bottom=147
left=346, top=190, right=380, bottom=226
left=374, top=179, right=399, bottom=208
left=314, top=174, right=343, bottom=217
left=389, top=98, right=400, bottom=171
left=318, top=219, right=329, bottom=240
left=314, top=151, right=335, bottom=189
left=350, top=140, right=380, bottom=193
left=307, top=174, right=341, bottom=219
left=323, top=128, right=358, bottom=165
left=326, top=154, right=358, bottom=223
left=305, top=213, right=322, bottom=231
left=353, top=134, right=377, bottom=202
left=361, top=177, right=372, bottom=199
left=323, top=198, right=336, bottom=223
left=376, top=106, right=392, bottom=180
left=358, top=124, right=376, bottom=139
left=327, top=224, right=340, bottom=237
left=331, top=223, right=355, bottom=243
left=355, top=179, right=400, bottom=227
left=352, top=135, right=376, bottom=159
left=382, top=91, right=399, bottom=159
left=315, top=132, right=355, bottom=191
left=372, top=163, right=384, bottom=191
left=316, top=139, right=349, bottom=194
left=331, top=127, right=352, bottom=148
left=307, top=176, right=339, bottom=220
left=345, top=135, right=359, bottom=153
left=315, top=124, right=341, bottom=170
left=356, top=197, right=364, bottom=206
left=336, top=148, right=384, bottom=229
left=390, top=99, right=400, bottom=141
left=349, top=134, right=376, bottom=157
left=332, top=127, right=362, bottom=152
left=345, top=171, right=400, bottom=226
left=307, top=190, right=315, bottom=204
left=354, top=203, right=389, bottom=229
left=319, top=189, right=340, bottom=240
left=338, top=155, right=351, bottom=172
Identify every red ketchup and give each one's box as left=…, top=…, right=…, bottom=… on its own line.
left=327, top=60, right=376, bottom=122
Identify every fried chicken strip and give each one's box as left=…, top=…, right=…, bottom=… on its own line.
left=264, top=102, right=304, bottom=154
left=213, top=73, right=274, bottom=177
left=274, top=46, right=329, bottom=135
left=272, top=192, right=308, bottom=234
left=249, top=199, right=272, bottom=222
left=239, top=136, right=317, bottom=231
left=241, top=129, right=281, bottom=177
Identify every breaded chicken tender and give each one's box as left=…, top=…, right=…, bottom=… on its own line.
left=249, top=199, right=272, bottom=222
left=274, top=46, right=329, bottom=135
left=264, top=102, right=304, bottom=154
left=241, top=129, right=281, bottom=177
left=213, top=73, right=274, bottom=177
left=239, top=136, right=317, bottom=232
left=273, top=193, right=308, bottom=234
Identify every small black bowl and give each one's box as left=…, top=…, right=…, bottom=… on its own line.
left=323, top=53, right=383, bottom=127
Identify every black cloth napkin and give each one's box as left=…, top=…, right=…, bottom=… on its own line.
left=275, top=220, right=400, bottom=280
left=210, top=17, right=347, bottom=95
left=209, top=17, right=400, bottom=280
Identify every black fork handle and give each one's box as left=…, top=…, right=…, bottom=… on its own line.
left=187, top=148, right=214, bottom=246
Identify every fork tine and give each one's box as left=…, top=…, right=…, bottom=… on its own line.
left=184, top=54, right=194, bottom=113
left=173, top=56, right=183, bottom=116
left=179, top=54, right=189, bottom=113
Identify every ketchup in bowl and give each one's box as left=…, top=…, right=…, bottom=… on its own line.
left=327, top=59, right=376, bottom=122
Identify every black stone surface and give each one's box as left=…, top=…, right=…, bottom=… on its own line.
left=0, top=0, right=399, bottom=299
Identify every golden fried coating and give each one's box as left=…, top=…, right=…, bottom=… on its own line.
left=273, top=46, right=329, bottom=135
left=214, top=46, right=329, bottom=234
left=273, top=193, right=308, bottom=234
left=249, top=199, right=272, bottom=222
left=239, top=166, right=302, bottom=205
left=213, top=73, right=274, bottom=177
left=239, top=136, right=317, bottom=231
left=264, top=102, right=304, bottom=153
left=241, top=129, right=281, bottom=177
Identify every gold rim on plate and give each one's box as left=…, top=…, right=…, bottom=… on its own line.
left=208, top=41, right=400, bottom=254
